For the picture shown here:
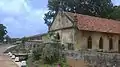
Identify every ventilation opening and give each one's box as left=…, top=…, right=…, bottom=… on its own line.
left=118, top=40, right=120, bottom=53
left=56, top=33, right=60, bottom=40
left=109, top=38, right=113, bottom=50
left=99, top=37, right=103, bottom=49
left=87, top=36, right=92, bottom=49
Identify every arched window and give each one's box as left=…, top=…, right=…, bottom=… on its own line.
left=87, top=36, right=92, bottom=49
left=109, top=38, right=113, bottom=50
left=56, top=33, right=60, bottom=40
left=118, top=40, right=120, bottom=52
left=99, top=37, right=103, bottom=49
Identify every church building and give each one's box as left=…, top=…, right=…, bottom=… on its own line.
left=49, top=11, right=120, bottom=52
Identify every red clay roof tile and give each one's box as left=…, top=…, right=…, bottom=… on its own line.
left=68, top=12, right=120, bottom=34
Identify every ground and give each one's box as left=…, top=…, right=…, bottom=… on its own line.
left=0, top=44, right=18, bottom=67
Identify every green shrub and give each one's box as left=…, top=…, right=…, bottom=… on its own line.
left=30, top=32, right=68, bottom=66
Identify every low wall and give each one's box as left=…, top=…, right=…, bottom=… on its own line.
left=24, top=40, right=43, bottom=50
left=66, top=50, right=120, bottom=67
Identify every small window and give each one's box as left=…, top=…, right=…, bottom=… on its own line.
left=87, top=36, right=92, bottom=49
left=56, top=33, right=60, bottom=40
left=118, top=40, right=120, bottom=52
left=109, top=38, right=113, bottom=50
left=99, top=37, right=103, bottom=49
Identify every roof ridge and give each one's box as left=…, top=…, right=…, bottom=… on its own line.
left=64, top=12, right=120, bottom=34
left=66, top=12, right=120, bottom=23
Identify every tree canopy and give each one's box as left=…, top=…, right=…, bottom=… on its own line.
left=109, top=6, right=120, bottom=20
left=21, top=37, right=28, bottom=44
left=0, top=24, right=7, bottom=42
left=4, top=35, right=11, bottom=43
left=44, top=0, right=120, bottom=26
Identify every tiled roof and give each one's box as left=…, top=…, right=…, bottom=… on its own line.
left=67, top=12, right=120, bottom=34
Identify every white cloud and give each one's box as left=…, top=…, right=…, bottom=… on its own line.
left=0, top=0, right=48, bottom=37
left=0, top=0, right=27, bottom=15
left=25, top=9, right=48, bottom=21
left=112, top=0, right=120, bottom=6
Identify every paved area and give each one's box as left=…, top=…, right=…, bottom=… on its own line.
left=0, top=44, right=18, bottom=67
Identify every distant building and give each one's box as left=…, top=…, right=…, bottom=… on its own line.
left=49, top=11, right=120, bottom=52
left=11, top=38, right=21, bottom=44
left=24, top=34, right=44, bottom=49
left=26, top=34, right=42, bottom=41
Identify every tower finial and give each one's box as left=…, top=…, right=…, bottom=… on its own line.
left=59, top=0, right=64, bottom=12
left=73, top=0, right=77, bottom=19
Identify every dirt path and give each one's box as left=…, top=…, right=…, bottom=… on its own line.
left=0, top=55, right=18, bottom=67
left=0, top=44, right=18, bottom=67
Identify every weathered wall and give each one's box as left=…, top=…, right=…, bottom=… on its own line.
left=75, top=30, right=120, bottom=52
left=53, top=28, right=75, bottom=44
left=61, top=28, right=75, bottom=44
left=49, top=11, right=75, bottom=49
left=67, top=50, right=120, bottom=67
left=50, top=12, right=73, bottom=31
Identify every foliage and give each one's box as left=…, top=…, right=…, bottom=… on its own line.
left=21, top=37, right=28, bottom=44
left=32, top=41, right=65, bottom=64
left=109, top=6, right=120, bottom=20
left=32, top=43, right=45, bottom=61
left=0, top=24, right=7, bottom=42
left=41, top=42, right=64, bottom=64
left=44, top=0, right=114, bottom=26
left=44, top=11, right=56, bottom=26
left=67, top=43, right=74, bottom=50
left=31, top=37, right=67, bottom=67
left=4, top=35, right=11, bottom=43
left=27, top=32, right=68, bottom=67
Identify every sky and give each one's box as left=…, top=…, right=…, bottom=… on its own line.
left=0, top=0, right=48, bottom=38
left=0, top=0, right=119, bottom=38
left=112, top=0, right=120, bottom=6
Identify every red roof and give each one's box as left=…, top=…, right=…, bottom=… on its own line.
left=70, top=13, right=120, bottom=34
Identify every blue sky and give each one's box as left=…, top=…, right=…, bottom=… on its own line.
left=112, top=0, right=120, bottom=6
left=0, top=0, right=48, bottom=38
left=0, top=0, right=119, bottom=38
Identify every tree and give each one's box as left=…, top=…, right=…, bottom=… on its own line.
left=5, top=35, right=11, bottom=43
left=21, top=37, right=28, bottom=44
left=44, top=0, right=114, bottom=26
left=0, top=24, right=7, bottom=42
left=109, top=6, right=120, bottom=20
left=44, top=11, right=56, bottom=26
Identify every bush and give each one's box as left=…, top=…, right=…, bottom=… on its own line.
left=41, top=41, right=65, bottom=64
left=30, top=32, right=68, bottom=66
left=32, top=43, right=45, bottom=61
left=31, top=40, right=68, bottom=67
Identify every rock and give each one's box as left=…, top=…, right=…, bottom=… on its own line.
left=15, top=57, right=19, bottom=62
left=11, top=55, right=15, bottom=59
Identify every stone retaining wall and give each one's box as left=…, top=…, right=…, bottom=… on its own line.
left=66, top=50, right=120, bottom=67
